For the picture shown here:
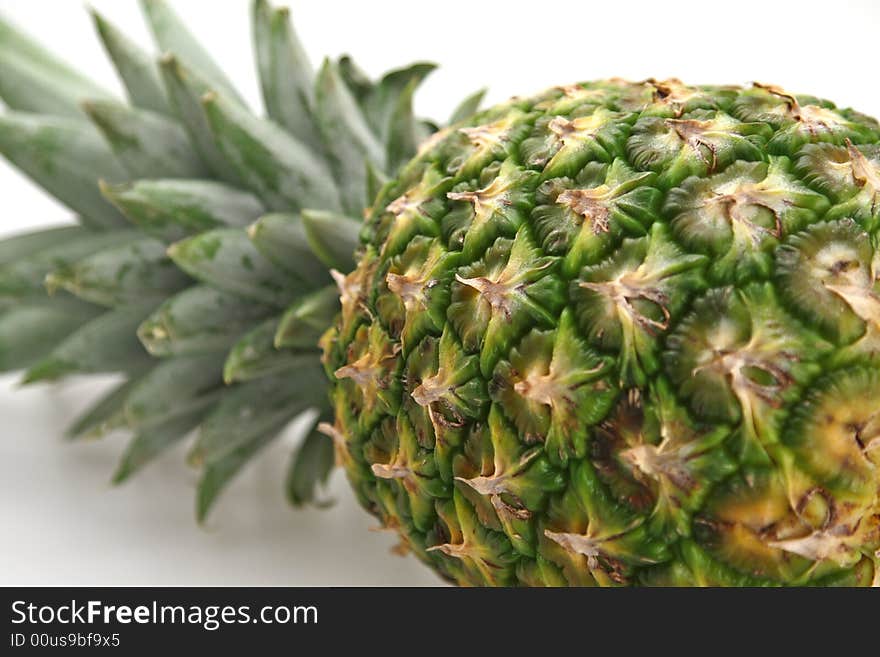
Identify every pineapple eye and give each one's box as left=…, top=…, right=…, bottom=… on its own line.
left=775, top=220, right=876, bottom=345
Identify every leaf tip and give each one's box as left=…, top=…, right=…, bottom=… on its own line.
left=43, top=270, right=67, bottom=296
left=245, top=220, right=260, bottom=242
left=222, top=363, right=236, bottom=385
left=158, top=51, right=177, bottom=70
left=21, top=358, right=71, bottom=385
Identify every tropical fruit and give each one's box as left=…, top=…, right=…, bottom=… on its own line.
left=323, top=80, right=880, bottom=586
left=2, top=2, right=879, bottom=586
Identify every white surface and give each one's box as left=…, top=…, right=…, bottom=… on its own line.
left=1, top=0, right=879, bottom=586
left=0, top=374, right=439, bottom=585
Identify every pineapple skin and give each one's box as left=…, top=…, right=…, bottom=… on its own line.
left=323, top=79, right=880, bottom=586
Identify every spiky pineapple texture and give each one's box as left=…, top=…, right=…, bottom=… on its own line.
left=0, top=0, right=483, bottom=519
left=322, top=79, right=880, bottom=586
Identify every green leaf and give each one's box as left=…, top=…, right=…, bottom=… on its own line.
left=223, top=317, right=318, bottom=384
left=252, top=0, right=321, bottom=152
left=23, top=301, right=156, bottom=382
left=386, top=77, right=419, bottom=173
left=247, top=212, right=327, bottom=282
left=314, top=59, right=385, bottom=215
left=0, top=15, right=113, bottom=119
left=286, top=423, right=335, bottom=506
left=201, top=91, right=340, bottom=213
left=300, top=209, right=360, bottom=271
left=449, top=88, right=486, bottom=124
left=137, top=285, right=271, bottom=357
left=67, top=377, right=140, bottom=440
left=365, top=161, right=389, bottom=207
left=83, top=100, right=206, bottom=179
left=45, top=237, right=190, bottom=308
left=0, top=299, right=100, bottom=372
left=337, top=55, right=373, bottom=103
left=191, top=369, right=323, bottom=466
left=113, top=405, right=210, bottom=484
left=168, top=228, right=305, bottom=306
left=0, top=229, right=138, bottom=300
left=159, top=54, right=241, bottom=184
left=362, top=62, right=436, bottom=138
left=124, top=353, right=224, bottom=430
left=194, top=375, right=328, bottom=520
left=139, top=0, right=244, bottom=105
left=100, top=178, right=264, bottom=243
left=0, top=225, right=89, bottom=268
left=196, top=426, right=272, bottom=523
left=274, top=285, right=338, bottom=349
left=0, top=112, right=130, bottom=229
left=90, top=9, right=171, bottom=116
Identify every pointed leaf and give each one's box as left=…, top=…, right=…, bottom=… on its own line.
left=449, top=88, right=487, bottom=124
left=196, top=426, right=272, bottom=523
left=300, top=209, right=360, bottom=271
left=23, top=301, right=155, bottom=382
left=337, top=55, right=373, bottom=103
left=168, top=228, right=305, bottom=306
left=84, top=100, right=206, bottom=179
left=90, top=9, right=171, bottom=116
left=314, top=59, right=385, bottom=215
left=0, top=15, right=113, bottom=119
left=113, top=405, right=210, bottom=484
left=201, top=91, right=340, bottom=213
left=140, top=0, right=244, bottom=104
left=0, top=229, right=138, bottom=300
left=247, top=212, right=326, bottom=282
left=252, top=0, right=320, bottom=151
left=274, top=285, right=338, bottom=349
left=0, top=300, right=100, bottom=372
left=0, top=226, right=88, bottom=267
left=195, top=386, right=328, bottom=521
left=223, top=317, right=318, bottom=384
left=286, top=424, right=335, bottom=507
left=45, top=237, right=190, bottom=307
left=362, top=62, right=436, bottom=138
left=159, top=54, right=240, bottom=184
left=124, top=353, right=224, bottom=430
left=365, top=161, right=389, bottom=207
left=191, top=369, right=323, bottom=466
left=67, top=377, right=140, bottom=440
left=100, top=179, right=264, bottom=243
left=137, top=285, right=271, bottom=357
left=386, top=77, right=419, bottom=172
left=0, top=112, right=130, bottom=228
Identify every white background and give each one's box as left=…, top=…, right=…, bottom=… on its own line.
left=1, top=0, right=878, bottom=585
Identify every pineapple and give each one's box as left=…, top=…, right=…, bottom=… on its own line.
left=328, top=80, right=880, bottom=586
left=2, top=4, right=880, bottom=587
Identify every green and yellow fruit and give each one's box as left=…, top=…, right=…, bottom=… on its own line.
left=323, top=80, right=880, bottom=586
left=1, top=3, right=878, bottom=586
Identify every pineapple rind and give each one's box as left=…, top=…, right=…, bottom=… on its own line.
left=327, top=79, right=880, bottom=586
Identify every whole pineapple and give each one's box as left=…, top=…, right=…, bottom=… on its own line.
left=2, top=3, right=879, bottom=587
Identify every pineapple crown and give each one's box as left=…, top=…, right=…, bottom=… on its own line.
left=0, top=0, right=484, bottom=520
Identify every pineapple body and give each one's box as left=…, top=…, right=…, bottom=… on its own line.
left=324, top=79, right=880, bottom=586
